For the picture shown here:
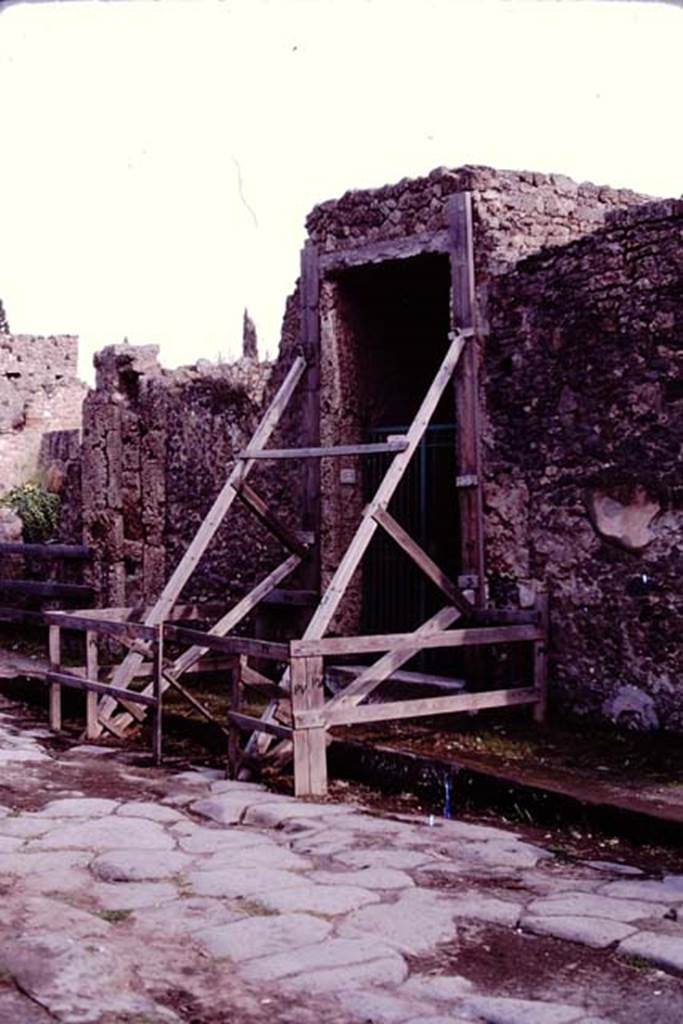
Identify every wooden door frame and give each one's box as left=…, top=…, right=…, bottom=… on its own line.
left=302, top=189, right=486, bottom=610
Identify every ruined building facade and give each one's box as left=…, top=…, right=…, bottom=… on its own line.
left=0, top=318, right=86, bottom=522
left=48, top=164, right=682, bottom=734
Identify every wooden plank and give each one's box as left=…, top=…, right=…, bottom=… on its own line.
left=0, top=606, right=45, bottom=625
left=228, top=711, right=292, bottom=740
left=96, top=354, right=306, bottom=729
left=318, top=229, right=451, bottom=272
left=300, top=332, right=469, bottom=648
left=171, top=553, right=301, bottom=676
left=43, top=612, right=158, bottom=644
left=238, top=440, right=408, bottom=460
left=85, top=630, right=99, bottom=739
left=325, top=607, right=461, bottom=711
left=448, top=192, right=485, bottom=604
left=162, top=669, right=232, bottom=739
left=0, top=542, right=91, bottom=560
left=0, top=579, right=94, bottom=601
left=235, top=480, right=310, bottom=559
left=327, top=664, right=465, bottom=694
left=114, top=654, right=237, bottom=679
left=372, top=506, right=472, bottom=616
left=298, top=241, right=323, bottom=639
left=46, top=671, right=157, bottom=707
left=228, top=659, right=242, bottom=778
left=291, top=656, right=326, bottom=797
left=163, top=624, right=289, bottom=662
left=298, top=686, right=539, bottom=729
left=533, top=592, right=550, bottom=725
left=104, top=553, right=301, bottom=735
left=245, top=332, right=470, bottom=766
left=48, top=624, right=61, bottom=731
left=241, top=663, right=288, bottom=699
left=152, top=627, right=163, bottom=765
left=292, top=623, right=542, bottom=658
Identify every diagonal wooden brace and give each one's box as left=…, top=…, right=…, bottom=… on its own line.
left=235, top=480, right=311, bottom=559
left=371, top=506, right=473, bottom=618
left=323, top=605, right=461, bottom=713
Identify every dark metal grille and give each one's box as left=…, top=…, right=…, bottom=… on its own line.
left=362, top=424, right=460, bottom=639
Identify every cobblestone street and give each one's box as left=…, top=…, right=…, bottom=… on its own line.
left=0, top=696, right=681, bottom=1024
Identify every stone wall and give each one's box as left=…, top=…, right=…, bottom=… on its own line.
left=293, top=165, right=653, bottom=634
left=0, top=331, right=86, bottom=501
left=484, top=198, right=682, bottom=731
left=81, top=344, right=276, bottom=610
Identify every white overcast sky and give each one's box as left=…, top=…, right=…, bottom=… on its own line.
left=0, top=0, right=681, bottom=380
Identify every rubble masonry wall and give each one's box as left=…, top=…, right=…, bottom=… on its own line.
left=484, top=198, right=682, bottom=730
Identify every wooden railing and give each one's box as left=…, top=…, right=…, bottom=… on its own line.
left=0, top=542, right=94, bottom=625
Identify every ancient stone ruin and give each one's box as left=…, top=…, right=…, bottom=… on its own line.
left=1, top=164, right=680, bottom=752
left=0, top=322, right=86, bottom=509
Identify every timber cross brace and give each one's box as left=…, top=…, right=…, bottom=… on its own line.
left=40, top=191, right=549, bottom=796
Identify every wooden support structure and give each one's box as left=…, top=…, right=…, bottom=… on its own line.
left=533, top=591, right=550, bottom=725
left=238, top=440, right=408, bottom=460
left=448, top=192, right=485, bottom=604
left=234, top=480, right=311, bottom=559
left=371, top=506, right=473, bottom=617
left=40, top=197, right=552, bottom=804
left=94, top=355, right=307, bottom=735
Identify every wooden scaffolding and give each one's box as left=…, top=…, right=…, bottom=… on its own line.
left=43, top=193, right=548, bottom=795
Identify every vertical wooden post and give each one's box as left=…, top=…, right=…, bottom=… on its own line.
left=48, top=624, right=62, bottom=731
left=291, top=654, right=327, bottom=797
left=533, top=591, right=550, bottom=725
left=228, top=656, right=244, bottom=778
left=299, top=242, right=321, bottom=622
left=85, top=629, right=99, bottom=740
left=152, top=623, right=163, bottom=765
left=448, top=192, right=485, bottom=606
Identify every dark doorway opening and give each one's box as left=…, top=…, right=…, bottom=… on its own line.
left=333, top=252, right=460, bottom=637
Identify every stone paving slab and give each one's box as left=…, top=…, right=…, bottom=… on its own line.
left=242, top=935, right=408, bottom=988
left=309, top=866, right=415, bottom=889
left=462, top=995, right=585, bottom=1023
left=522, top=913, right=637, bottom=949
left=27, top=816, right=177, bottom=852
left=258, top=882, right=382, bottom=915
left=90, top=847, right=193, bottom=881
left=195, top=911, right=332, bottom=960
left=0, top=700, right=680, bottom=1024
left=600, top=876, right=683, bottom=904
left=187, top=865, right=305, bottom=897
left=526, top=891, right=668, bottom=922
left=618, top=930, right=683, bottom=973
left=338, top=888, right=459, bottom=954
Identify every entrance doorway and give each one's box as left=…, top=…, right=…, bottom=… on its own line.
left=330, top=251, right=460, bottom=635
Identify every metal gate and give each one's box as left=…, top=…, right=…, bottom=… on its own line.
left=362, top=424, right=460, bottom=636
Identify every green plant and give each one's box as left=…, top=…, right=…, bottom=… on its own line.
left=1, top=481, right=60, bottom=541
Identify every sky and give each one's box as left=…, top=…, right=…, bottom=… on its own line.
left=0, top=0, right=681, bottom=381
